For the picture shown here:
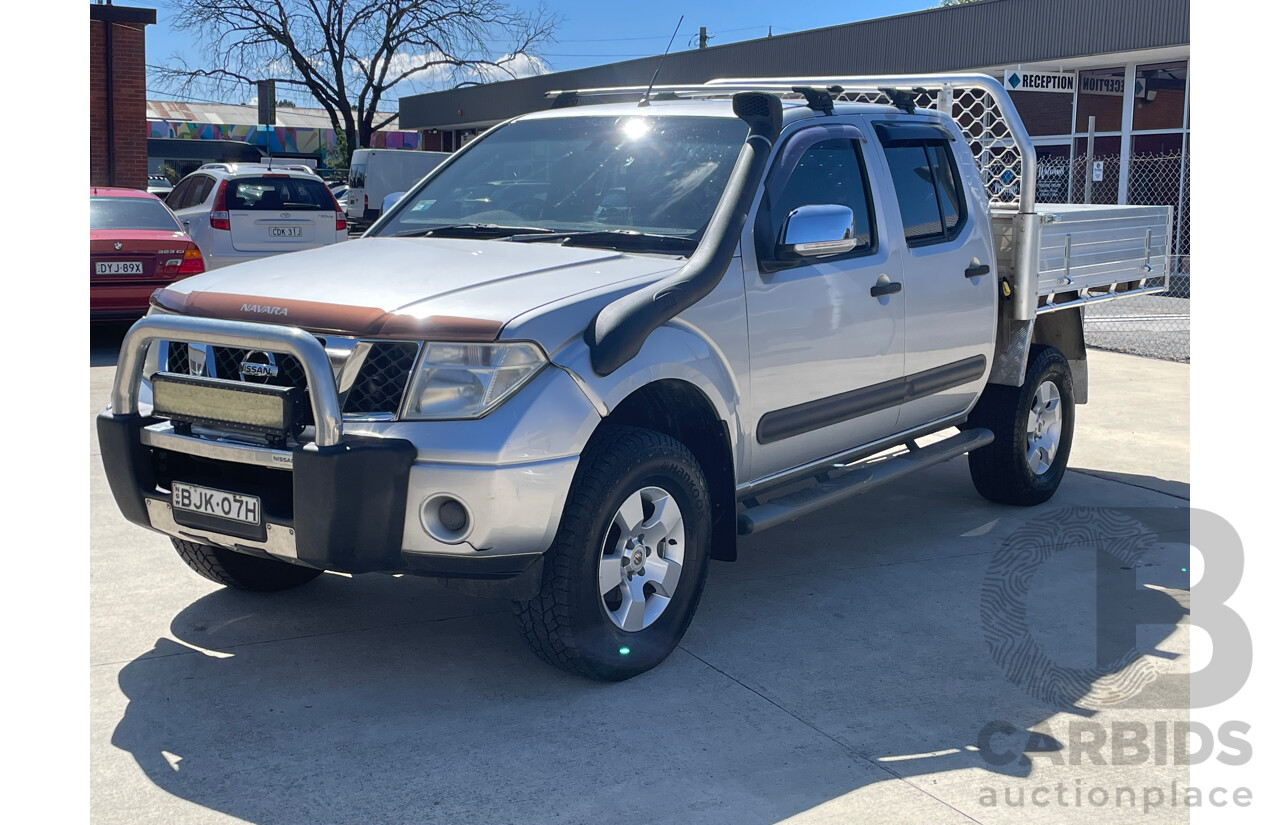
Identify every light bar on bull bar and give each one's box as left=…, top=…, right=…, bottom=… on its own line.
left=151, top=372, right=305, bottom=438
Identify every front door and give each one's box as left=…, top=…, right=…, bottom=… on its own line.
left=742, top=122, right=907, bottom=482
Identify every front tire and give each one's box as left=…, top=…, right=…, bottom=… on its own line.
left=171, top=538, right=323, bottom=592
left=967, top=345, right=1075, bottom=506
left=514, top=425, right=712, bottom=681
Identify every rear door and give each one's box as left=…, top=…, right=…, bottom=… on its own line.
left=227, top=175, right=337, bottom=253
left=168, top=174, right=213, bottom=222
left=166, top=173, right=216, bottom=250
left=869, top=119, right=997, bottom=431
left=347, top=152, right=369, bottom=217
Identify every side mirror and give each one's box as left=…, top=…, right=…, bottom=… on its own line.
left=382, top=191, right=406, bottom=212
left=777, top=204, right=858, bottom=259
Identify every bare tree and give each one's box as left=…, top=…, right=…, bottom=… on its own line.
left=151, top=1, right=557, bottom=163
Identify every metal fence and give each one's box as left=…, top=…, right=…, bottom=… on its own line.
left=1036, top=150, right=1190, bottom=362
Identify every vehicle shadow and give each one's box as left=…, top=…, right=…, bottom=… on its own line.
left=106, top=493, right=1190, bottom=824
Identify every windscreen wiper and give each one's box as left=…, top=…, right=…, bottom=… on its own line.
left=392, top=224, right=556, bottom=239
left=505, top=229, right=698, bottom=254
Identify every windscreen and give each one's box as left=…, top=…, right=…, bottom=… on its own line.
left=375, top=115, right=748, bottom=240
left=90, top=197, right=183, bottom=231
left=226, top=177, right=336, bottom=211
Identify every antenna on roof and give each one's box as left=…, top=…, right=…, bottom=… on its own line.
left=639, top=15, right=684, bottom=108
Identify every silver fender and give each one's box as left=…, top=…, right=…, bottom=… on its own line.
left=549, top=320, right=747, bottom=480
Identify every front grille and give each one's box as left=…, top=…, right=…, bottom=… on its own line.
left=210, top=346, right=309, bottom=390
left=159, top=337, right=420, bottom=420
left=166, top=342, right=189, bottom=375
left=345, top=343, right=419, bottom=414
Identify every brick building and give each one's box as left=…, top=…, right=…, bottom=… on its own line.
left=90, top=3, right=156, bottom=189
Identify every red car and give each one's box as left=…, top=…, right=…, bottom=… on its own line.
left=90, top=187, right=205, bottom=320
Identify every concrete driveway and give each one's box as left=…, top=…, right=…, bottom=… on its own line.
left=89, top=335, right=1190, bottom=825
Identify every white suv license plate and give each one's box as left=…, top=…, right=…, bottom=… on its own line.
left=270, top=226, right=303, bottom=237
left=95, top=261, right=143, bottom=275
left=172, top=482, right=261, bottom=526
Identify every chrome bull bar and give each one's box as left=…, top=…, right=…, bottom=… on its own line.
left=109, top=315, right=344, bottom=447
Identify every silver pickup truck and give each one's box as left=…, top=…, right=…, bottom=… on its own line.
left=99, top=75, right=1172, bottom=681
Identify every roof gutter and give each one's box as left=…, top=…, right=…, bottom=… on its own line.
left=586, top=92, right=783, bottom=376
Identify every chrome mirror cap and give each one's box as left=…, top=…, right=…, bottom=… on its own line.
left=779, top=204, right=858, bottom=258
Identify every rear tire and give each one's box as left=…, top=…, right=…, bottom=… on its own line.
left=171, top=538, right=323, bottom=592
left=513, top=425, right=712, bottom=681
left=967, top=345, right=1075, bottom=506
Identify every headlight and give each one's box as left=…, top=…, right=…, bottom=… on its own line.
left=402, top=342, right=546, bottom=419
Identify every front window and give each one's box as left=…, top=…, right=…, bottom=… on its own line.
left=373, top=115, right=747, bottom=249
left=768, top=137, right=875, bottom=253
left=90, top=197, right=183, bottom=232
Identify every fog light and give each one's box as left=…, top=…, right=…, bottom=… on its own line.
left=419, top=494, right=473, bottom=544
left=438, top=499, right=468, bottom=533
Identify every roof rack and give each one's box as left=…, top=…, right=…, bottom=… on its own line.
left=544, top=74, right=1035, bottom=213
left=544, top=83, right=852, bottom=110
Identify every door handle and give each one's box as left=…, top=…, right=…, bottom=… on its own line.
left=870, top=282, right=902, bottom=298
left=965, top=263, right=990, bottom=279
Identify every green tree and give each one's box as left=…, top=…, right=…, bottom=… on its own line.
left=324, top=129, right=352, bottom=170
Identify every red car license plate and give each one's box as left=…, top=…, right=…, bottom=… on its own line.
left=95, top=261, right=143, bottom=275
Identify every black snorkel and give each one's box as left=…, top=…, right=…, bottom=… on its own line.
left=586, top=92, right=784, bottom=376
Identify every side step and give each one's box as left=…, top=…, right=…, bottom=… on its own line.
left=737, top=428, right=994, bottom=535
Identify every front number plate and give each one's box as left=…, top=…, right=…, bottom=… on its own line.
left=172, top=482, right=261, bottom=526
left=270, top=226, right=303, bottom=237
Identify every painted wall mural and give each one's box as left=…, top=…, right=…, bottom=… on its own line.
left=147, top=121, right=420, bottom=155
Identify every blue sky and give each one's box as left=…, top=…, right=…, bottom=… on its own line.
left=145, top=0, right=936, bottom=108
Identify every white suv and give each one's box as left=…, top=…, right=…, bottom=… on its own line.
left=164, top=165, right=347, bottom=270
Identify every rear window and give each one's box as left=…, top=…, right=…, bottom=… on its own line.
left=881, top=142, right=968, bottom=246
left=349, top=164, right=367, bottom=188
left=226, top=177, right=335, bottom=211
left=90, top=197, right=182, bottom=231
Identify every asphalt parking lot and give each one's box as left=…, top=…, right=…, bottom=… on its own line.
left=89, top=328, right=1190, bottom=825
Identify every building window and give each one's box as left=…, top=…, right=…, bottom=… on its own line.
left=1133, top=61, right=1187, bottom=132
left=1076, top=67, right=1126, bottom=132
left=1008, top=90, right=1074, bottom=136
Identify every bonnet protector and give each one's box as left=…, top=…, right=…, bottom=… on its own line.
left=586, top=92, right=784, bottom=376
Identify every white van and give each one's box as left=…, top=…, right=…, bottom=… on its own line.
left=347, top=149, right=450, bottom=226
